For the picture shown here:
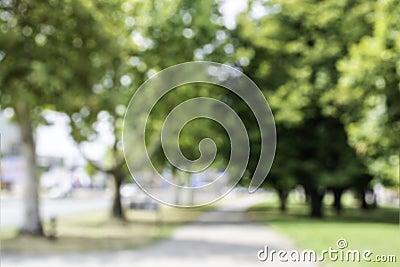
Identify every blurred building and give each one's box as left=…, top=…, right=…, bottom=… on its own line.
left=0, top=110, right=95, bottom=194
left=0, top=111, right=26, bottom=190
left=0, top=110, right=21, bottom=156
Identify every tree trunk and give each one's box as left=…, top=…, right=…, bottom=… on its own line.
left=358, top=188, right=368, bottom=210
left=277, top=188, right=289, bottom=212
left=15, top=103, right=43, bottom=236
left=308, top=187, right=324, bottom=218
left=303, top=186, right=310, bottom=203
left=111, top=171, right=125, bottom=220
left=332, top=188, right=344, bottom=214
left=172, top=167, right=181, bottom=205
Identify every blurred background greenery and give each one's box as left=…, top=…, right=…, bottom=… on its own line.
left=0, top=0, right=398, bottom=264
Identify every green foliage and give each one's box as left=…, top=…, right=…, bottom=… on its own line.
left=232, top=0, right=399, bottom=197
left=1, top=0, right=397, bottom=220
left=0, top=0, right=118, bottom=114
left=331, top=0, right=400, bottom=186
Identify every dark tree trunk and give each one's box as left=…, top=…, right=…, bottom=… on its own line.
left=111, top=171, right=125, bottom=220
left=15, top=103, right=44, bottom=236
left=303, top=187, right=310, bottom=203
left=308, top=187, right=325, bottom=218
left=359, top=189, right=368, bottom=209
left=332, top=188, right=344, bottom=214
left=277, top=188, right=289, bottom=212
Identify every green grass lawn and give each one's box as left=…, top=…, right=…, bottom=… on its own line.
left=248, top=196, right=399, bottom=267
left=0, top=206, right=206, bottom=253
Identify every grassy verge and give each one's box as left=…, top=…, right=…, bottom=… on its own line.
left=248, top=198, right=399, bottom=267
left=0, top=206, right=207, bottom=253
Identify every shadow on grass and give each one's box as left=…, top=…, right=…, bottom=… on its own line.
left=247, top=202, right=399, bottom=225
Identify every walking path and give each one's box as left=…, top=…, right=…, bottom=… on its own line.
left=2, top=193, right=319, bottom=267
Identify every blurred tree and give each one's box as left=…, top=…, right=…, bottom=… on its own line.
left=329, top=0, right=400, bottom=189
left=294, top=111, right=367, bottom=216
left=69, top=0, right=227, bottom=213
left=0, top=0, right=118, bottom=235
left=267, top=136, right=298, bottom=212
left=129, top=0, right=229, bottom=206
left=232, top=0, right=375, bottom=217
left=67, top=0, right=134, bottom=221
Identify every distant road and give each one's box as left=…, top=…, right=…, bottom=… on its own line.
left=0, top=193, right=111, bottom=229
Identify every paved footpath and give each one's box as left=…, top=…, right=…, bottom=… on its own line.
left=2, top=193, right=319, bottom=267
